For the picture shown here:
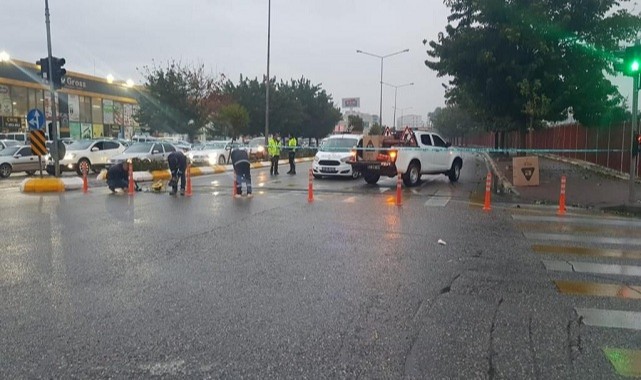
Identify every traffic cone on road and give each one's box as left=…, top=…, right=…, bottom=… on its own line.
left=308, top=168, right=314, bottom=203
left=82, top=170, right=88, bottom=193
left=557, top=175, right=567, bottom=215
left=396, top=172, right=402, bottom=206
left=233, top=174, right=238, bottom=198
left=185, top=164, right=193, bottom=197
left=483, top=172, right=492, bottom=211
left=128, top=161, right=135, bottom=196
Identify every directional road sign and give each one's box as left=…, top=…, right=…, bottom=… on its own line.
left=27, top=109, right=45, bottom=131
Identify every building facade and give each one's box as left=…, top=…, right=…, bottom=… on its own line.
left=0, top=58, right=141, bottom=140
left=396, top=114, right=424, bottom=130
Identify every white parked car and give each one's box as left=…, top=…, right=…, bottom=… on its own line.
left=0, top=139, right=21, bottom=150
left=47, top=139, right=126, bottom=175
left=247, top=137, right=267, bottom=161
left=312, top=134, right=362, bottom=179
left=107, top=142, right=177, bottom=167
left=188, top=140, right=232, bottom=166
left=0, top=145, right=45, bottom=178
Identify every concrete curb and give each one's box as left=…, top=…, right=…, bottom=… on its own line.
left=483, top=152, right=519, bottom=196
left=19, top=157, right=315, bottom=193
left=20, top=177, right=83, bottom=193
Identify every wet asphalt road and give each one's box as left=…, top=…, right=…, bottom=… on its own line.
left=1, top=154, right=639, bottom=378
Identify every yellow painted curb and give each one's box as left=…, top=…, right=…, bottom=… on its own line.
left=151, top=170, right=171, bottom=180
left=190, top=167, right=202, bottom=176
left=250, top=162, right=265, bottom=169
left=22, top=178, right=65, bottom=193
left=213, top=165, right=226, bottom=174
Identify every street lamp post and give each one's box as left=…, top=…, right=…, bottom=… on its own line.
left=356, top=48, right=409, bottom=127
left=265, top=0, right=271, bottom=147
left=383, top=82, right=413, bottom=129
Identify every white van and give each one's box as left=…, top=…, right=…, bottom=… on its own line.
left=311, top=134, right=362, bottom=179
left=0, top=132, right=29, bottom=143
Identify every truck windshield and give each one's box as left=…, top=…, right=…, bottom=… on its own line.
left=320, top=138, right=358, bottom=152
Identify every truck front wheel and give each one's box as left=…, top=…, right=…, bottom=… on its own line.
left=363, top=172, right=380, bottom=185
left=403, top=162, right=421, bottom=187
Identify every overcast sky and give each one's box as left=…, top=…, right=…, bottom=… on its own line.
left=2, top=1, right=635, bottom=127
left=1, top=1, right=453, bottom=127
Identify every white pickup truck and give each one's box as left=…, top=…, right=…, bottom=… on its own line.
left=348, top=128, right=463, bottom=187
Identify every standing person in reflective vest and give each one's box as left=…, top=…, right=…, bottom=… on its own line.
left=268, top=134, right=281, bottom=176
left=287, top=134, right=297, bottom=175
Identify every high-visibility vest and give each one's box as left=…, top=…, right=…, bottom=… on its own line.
left=288, top=137, right=297, bottom=151
left=268, top=138, right=281, bottom=156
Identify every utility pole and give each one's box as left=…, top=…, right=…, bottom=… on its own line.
left=44, top=0, right=60, bottom=176
left=630, top=72, right=638, bottom=203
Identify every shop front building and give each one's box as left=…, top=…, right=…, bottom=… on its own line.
left=0, top=58, right=142, bottom=140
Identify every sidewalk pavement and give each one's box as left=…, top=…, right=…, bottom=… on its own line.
left=487, top=153, right=641, bottom=216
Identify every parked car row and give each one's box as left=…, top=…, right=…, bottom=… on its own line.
left=0, top=145, right=45, bottom=178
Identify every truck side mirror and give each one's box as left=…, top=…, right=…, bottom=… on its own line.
left=445, top=142, right=452, bottom=148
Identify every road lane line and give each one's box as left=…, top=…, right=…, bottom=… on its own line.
left=524, top=233, right=641, bottom=246
left=543, top=260, right=641, bottom=277
left=513, top=214, right=641, bottom=227
left=532, top=245, right=641, bottom=260
left=424, top=197, right=450, bottom=207
left=575, top=308, right=641, bottom=330
left=554, top=280, right=641, bottom=299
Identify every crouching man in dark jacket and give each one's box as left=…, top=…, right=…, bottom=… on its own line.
left=107, top=161, right=130, bottom=193
left=167, top=150, right=188, bottom=196
left=231, top=146, right=252, bottom=197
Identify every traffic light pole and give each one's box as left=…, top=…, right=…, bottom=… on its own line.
left=44, top=0, right=60, bottom=177
left=629, top=73, right=638, bottom=204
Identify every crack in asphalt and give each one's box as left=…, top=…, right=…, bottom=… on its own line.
left=566, top=310, right=583, bottom=364
left=528, top=316, right=541, bottom=380
left=487, top=297, right=504, bottom=380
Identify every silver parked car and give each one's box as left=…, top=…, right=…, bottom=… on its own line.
left=0, top=139, right=21, bottom=150
left=107, top=142, right=177, bottom=167
left=0, top=145, right=45, bottom=178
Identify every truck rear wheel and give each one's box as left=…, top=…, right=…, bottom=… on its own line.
left=403, top=161, right=421, bottom=187
left=448, top=159, right=462, bottom=182
left=363, top=172, right=380, bottom=185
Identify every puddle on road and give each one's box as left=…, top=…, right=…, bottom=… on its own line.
left=555, top=280, right=641, bottom=299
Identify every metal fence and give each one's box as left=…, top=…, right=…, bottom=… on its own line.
left=461, top=123, right=638, bottom=176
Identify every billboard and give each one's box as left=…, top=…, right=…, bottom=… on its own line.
left=342, top=98, right=360, bottom=108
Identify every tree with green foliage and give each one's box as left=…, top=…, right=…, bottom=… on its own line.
left=348, top=114, right=364, bottom=132
left=135, top=61, right=228, bottom=141
left=425, top=0, right=640, bottom=147
left=217, top=103, right=250, bottom=139
left=429, top=106, right=479, bottom=140
left=224, top=76, right=341, bottom=141
left=368, top=124, right=383, bottom=135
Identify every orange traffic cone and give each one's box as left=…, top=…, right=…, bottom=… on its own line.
left=483, top=172, right=492, bottom=211
left=396, top=172, right=402, bottom=206
left=128, top=161, right=135, bottom=196
left=232, top=172, right=238, bottom=197
left=185, top=164, right=193, bottom=197
left=308, top=168, right=314, bottom=203
left=82, top=170, right=88, bottom=193
left=557, top=175, right=566, bottom=215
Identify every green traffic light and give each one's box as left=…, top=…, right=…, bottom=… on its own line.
left=632, top=60, right=640, bottom=72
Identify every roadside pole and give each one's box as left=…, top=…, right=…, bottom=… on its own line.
left=630, top=72, right=638, bottom=204
left=44, top=0, right=60, bottom=177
